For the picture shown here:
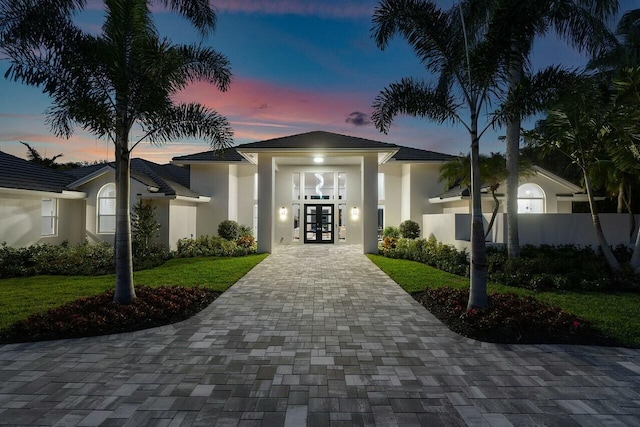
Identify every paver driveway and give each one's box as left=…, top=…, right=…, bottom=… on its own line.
left=1, top=245, right=639, bottom=426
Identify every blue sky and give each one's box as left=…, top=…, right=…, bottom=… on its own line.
left=0, top=0, right=638, bottom=163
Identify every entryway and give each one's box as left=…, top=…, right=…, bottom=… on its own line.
left=303, top=204, right=334, bottom=243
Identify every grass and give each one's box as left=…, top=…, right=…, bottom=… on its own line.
left=0, top=254, right=268, bottom=331
left=368, top=254, right=640, bottom=348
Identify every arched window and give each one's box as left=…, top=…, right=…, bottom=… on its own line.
left=517, top=183, right=545, bottom=214
left=98, top=183, right=116, bottom=233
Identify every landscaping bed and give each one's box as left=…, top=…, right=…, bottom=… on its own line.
left=412, top=287, right=620, bottom=346
left=0, top=285, right=219, bottom=344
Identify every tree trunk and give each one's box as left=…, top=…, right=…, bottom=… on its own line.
left=114, top=141, right=136, bottom=304
left=468, top=115, right=488, bottom=309
left=485, top=188, right=499, bottom=239
left=617, top=181, right=624, bottom=213
left=506, top=57, right=522, bottom=259
left=624, top=183, right=635, bottom=244
left=631, top=222, right=640, bottom=274
left=584, top=171, right=622, bottom=274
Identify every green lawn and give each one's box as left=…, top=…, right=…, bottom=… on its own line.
left=368, top=254, right=640, bottom=348
left=0, top=254, right=268, bottom=330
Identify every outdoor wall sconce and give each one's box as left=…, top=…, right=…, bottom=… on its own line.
left=279, top=206, right=287, bottom=220
left=351, top=206, right=359, bottom=220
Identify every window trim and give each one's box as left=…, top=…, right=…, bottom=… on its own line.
left=41, top=198, right=58, bottom=237
left=97, top=183, right=117, bottom=234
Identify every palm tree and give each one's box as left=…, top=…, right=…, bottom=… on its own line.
left=20, top=141, right=64, bottom=168
left=371, top=0, right=510, bottom=309
left=525, top=78, right=623, bottom=274
left=470, top=0, right=619, bottom=259
left=0, top=0, right=233, bottom=304
left=439, top=152, right=533, bottom=239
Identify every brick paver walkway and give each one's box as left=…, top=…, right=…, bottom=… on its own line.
left=1, top=245, right=639, bottom=426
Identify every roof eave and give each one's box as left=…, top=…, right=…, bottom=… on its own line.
left=0, top=187, right=86, bottom=199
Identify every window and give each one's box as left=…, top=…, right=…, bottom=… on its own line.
left=517, top=183, right=545, bottom=214
left=292, top=173, right=300, bottom=200
left=377, top=205, right=384, bottom=240
left=253, top=203, right=259, bottom=237
left=338, top=173, right=346, bottom=200
left=304, top=172, right=333, bottom=200
left=338, top=204, right=346, bottom=242
left=97, top=183, right=116, bottom=233
left=378, top=173, right=385, bottom=201
left=292, top=203, right=300, bottom=241
left=41, top=198, right=57, bottom=236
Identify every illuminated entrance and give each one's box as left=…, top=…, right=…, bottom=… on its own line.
left=304, top=204, right=334, bottom=243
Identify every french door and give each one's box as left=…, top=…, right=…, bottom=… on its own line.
left=304, top=204, right=334, bottom=243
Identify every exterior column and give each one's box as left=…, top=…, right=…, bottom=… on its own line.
left=361, top=153, right=378, bottom=254
left=257, top=153, right=274, bottom=253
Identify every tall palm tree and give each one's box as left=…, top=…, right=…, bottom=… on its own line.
left=470, top=0, right=619, bottom=259
left=525, top=78, right=623, bottom=274
left=371, top=0, right=510, bottom=309
left=0, top=0, right=233, bottom=304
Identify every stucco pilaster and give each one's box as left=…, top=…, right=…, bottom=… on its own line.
left=257, top=153, right=274, bottom=253
left=362, top=153, right=378, bottom=254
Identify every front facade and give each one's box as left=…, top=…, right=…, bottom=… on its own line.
left=173, top=131, right=454, bottom=254
left=2, top=131, right=636, bottom=251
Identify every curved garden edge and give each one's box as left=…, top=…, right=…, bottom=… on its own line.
left=0, top=254, right=268, bottom=345
left=367, top=254, right=640, bottom=349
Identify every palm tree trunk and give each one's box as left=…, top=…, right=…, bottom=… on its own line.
left=113, top=141, right=136, bottom=304
left=584, top=170, right=622, bottom=274
left=485, top=188, right=499, bottom=239
left=506, top=57, right=522, bottom=259
left=617, top=181, right=624, bottom=213
left=468, top=115, right=488, bottom=309
left=631, top=223, right=640, bottom=274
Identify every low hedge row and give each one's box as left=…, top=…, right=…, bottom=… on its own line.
left=1, top=233, right=258, bottom=278
left=380, top=237, right=639, bottom=292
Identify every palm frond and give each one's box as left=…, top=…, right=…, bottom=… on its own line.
left=141, top=103, right=233, bottom=149
left=371, top=77, right=461, bottom=134
left=158, top=0, right=215, bottom=35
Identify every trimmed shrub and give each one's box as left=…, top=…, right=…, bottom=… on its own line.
left=399, top=220, right=420, bottom=239
left=175, top=235, right=256, bottom=258
left=382, top=226, right=400, bottom=239
left=380, top=236, right=469, bottom=277
left=218, top=220, right=240, bottom=240
left=0, top=241, right=169, bottom=278
left=238, top=224, right=253, bottom=237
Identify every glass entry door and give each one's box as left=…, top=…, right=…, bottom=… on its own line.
left=304, top=204, right=334, bottom=243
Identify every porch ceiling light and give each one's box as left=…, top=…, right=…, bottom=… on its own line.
left=313, top=156, right=324, bottom=164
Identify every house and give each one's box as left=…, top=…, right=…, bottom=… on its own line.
left=1, top=131, right=636, bottom=251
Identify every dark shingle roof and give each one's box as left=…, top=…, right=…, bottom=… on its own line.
left=67, top=159, right=200, bottom=199
left=236, top=131, right=398, bottom=150
left=172, top=147, right=245, bottom=162
left=0, top=151, right=76, bottom=193
left=130, top=159, right=199, bottom=198
left=391, top=146, right=456, bottom=162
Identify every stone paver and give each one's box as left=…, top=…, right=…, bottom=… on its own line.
left=1, top=244, right=639, bottom=426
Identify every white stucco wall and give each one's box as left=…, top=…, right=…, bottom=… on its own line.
left=379, top=163, right=402, bottom=229
left=424, top=213, right=640, bottom=249
left=0, top=192, right=85, bottom=247
left=190, top=164, right=232, bottom=237
left=236, top=165, right=256, bottom=230
left=168, top=200, right=197, bottom=250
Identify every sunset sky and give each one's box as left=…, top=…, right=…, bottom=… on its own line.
left=0, top=0, right=638, bottom=164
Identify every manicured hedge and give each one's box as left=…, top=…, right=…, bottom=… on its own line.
left=175, top=235, right=256, bottom=258
left=380, top=237, right=639, bottom=292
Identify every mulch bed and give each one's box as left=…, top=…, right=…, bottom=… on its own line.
left=0, top=285, right=220, bottom=344
left=413, top=287, right=621, bottom=346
